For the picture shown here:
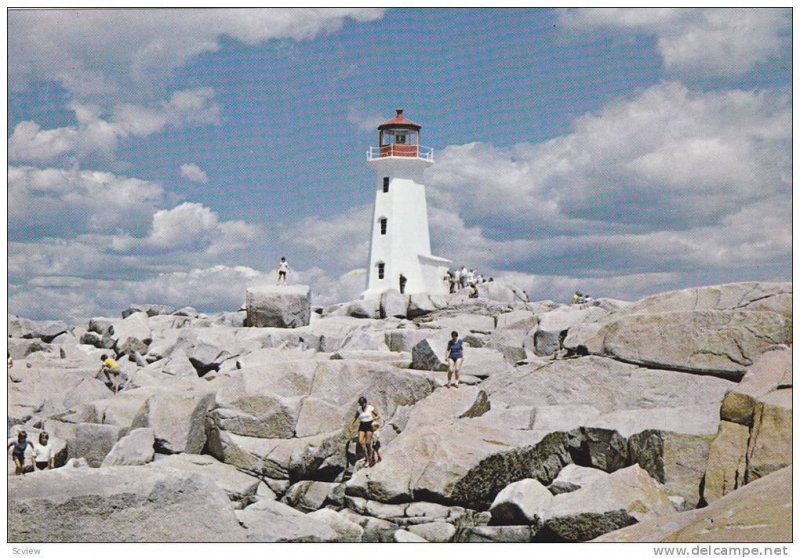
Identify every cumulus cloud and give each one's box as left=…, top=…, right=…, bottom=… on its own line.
left=559, top=8, right=790, bottom=77
left=8, top=165, right=164, bottom=238
left=9, top=89, right=221, bottom=164
left=426, top=82, right=790, bottom=234
left=180, top=163, right=209, bottom=183
left=282, top=205, right=372, bottom=270
left=9, top=9, right=385, bottom=97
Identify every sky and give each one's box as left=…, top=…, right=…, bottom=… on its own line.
left=6, top=8, right=793, bottom=322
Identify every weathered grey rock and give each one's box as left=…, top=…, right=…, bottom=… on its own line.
left=112, top=311, right=152, bottom=353
left=172, top=306, right=200, bottom=317
left=552, top=464, right=609, bottom=489
left=393, top=529, right=428, bottom=542
left=476, top=282, right=518, bottom=303
left=88, top=317, right=114, bottom=335
left=460, top=525, right=535, bottom=542
left=380, top=289, right=408, bottom=319
left=131, top=389, right=214, bottom=454
left=281, top=480, right=340, bottom=512
left=482, top=356, right=735, bottom=415
left=307, top=508, right=364, bottom=542
left=533, top=329, right=561, bottom=356
left=720, top=347, right=792, bottom=426
left=746, top=388, right=792, bottom=482
left=600, top=310, right=789, bottom=380
left=386, top=329, right=451, bottom=353
left=407, top=293, right=439, bottom=318
left=235, top=501, right=337, bottom=542
left=562, top=322, right=607, bottom=355
left=489, top=478, right=552, bottom=525
left=42, top=420, right=124, bottom=467
left=122, top=304, right=176, bottom=318
left=408, top=522, right=457, bottom=542
left=339, top=510, right=398, bottom=542
left=461, top=347, right=513, bottom=378
left=101, top=428, right=155, bottom=467
left=701, top=421, right=749, bottom=503
left=595, top=466, right=791, bottom=542
left=24, top=321, right=69, bottom=343
left=9, top=366, right=112, bottom=418
left=8, top=338, right=54, bottom=359
left=79, top=331, right=104, bottom=348
left=8, top=466, right=247, bottom=542
left=245, top=284, right=311, bottom=328
left=495, top=310, right=536, bottom=330
left=627, top=428, right=716, bottom=508
left=346, top=420, right=564, bottom=509
left=410, top=338, right=447, bottom=371
left=8, top=314, right=39, bottom=338
left=345, top=298, right=380, bottom=319
left=149, top=453, right=260, bottom=507
left=537, top=465, right=675, bottom=542
left=622, top=282, right=792, bottom=315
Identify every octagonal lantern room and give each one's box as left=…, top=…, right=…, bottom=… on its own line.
left=367, top=109, right=433, bottom=161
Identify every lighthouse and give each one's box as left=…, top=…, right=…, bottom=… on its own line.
left=363, top=109, right=451, bottom=298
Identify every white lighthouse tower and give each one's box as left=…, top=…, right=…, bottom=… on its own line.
left=363, top=109, right=451, bottom=298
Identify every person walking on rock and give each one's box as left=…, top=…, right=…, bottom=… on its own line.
left=445, top=330, right=464, bottom=388
left=351, top=396, right=380, bottom=467
left=8, top=431, right=31, bottom=475
left=99, top=354, right=122, bottom=394
left=33, top=432, right=55, bottom=472
left=276, top=257, right=292, bottom=285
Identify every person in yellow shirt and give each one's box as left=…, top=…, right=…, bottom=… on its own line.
left=99, top=354, right=122, bottom=394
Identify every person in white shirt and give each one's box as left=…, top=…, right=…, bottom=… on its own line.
left=33, top=431, right=55, bottom=471
left=276, top=257, right=292, bottom=285
left=350, top=396, right=380, bottom=467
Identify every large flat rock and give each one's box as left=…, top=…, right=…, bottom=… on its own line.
left=595, top=466, right=792, bottom=542
left=8, top=466, right=247, bottom=542
left=599, top=310, right=789, bottom=380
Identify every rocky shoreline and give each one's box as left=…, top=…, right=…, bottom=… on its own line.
left=7, top=281, right=792, bottom=542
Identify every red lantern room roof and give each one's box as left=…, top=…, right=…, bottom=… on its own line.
left=377, top=109, right=422, bottom=131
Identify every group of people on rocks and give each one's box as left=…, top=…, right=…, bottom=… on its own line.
left=571, top=290, right=594, bottom=307
left=444, top=266, right=493, bottom=295
left=7, top=430, right=55, bottom=475
left=345, top=330, right=465, bottom=474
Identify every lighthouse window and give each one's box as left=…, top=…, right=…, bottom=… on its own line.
left=395, top=134, right=407, bottom=144
left=383, top=177, right=389, bottom=192
left=377, top=263, right=385, bottom=279
left=380, top=218, right=387, bottom=235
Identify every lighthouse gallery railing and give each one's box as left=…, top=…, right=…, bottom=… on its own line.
left=367, top=145, right=434, bottom=162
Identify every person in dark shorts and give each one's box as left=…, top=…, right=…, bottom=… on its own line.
left=350, top=396, right=380, bottom=467
left=8, top=431, right=31, bottom=475
left=445, top=331, right=464, bottom=388
left=276, top=257, right=292, bottom=285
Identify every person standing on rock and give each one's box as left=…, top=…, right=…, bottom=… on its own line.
left=99, top=354, right=122, bottom=394
left=445, top=331, right=464, bottom=388
left=7, top=431, right=31, bottom=475
left=33, top=432, right=55, bottom=472
left=371, top=423, right=382, bottom=465
left=276, top=257, right=292, bottom=285
left=351, top=396, right=380, bottom=467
